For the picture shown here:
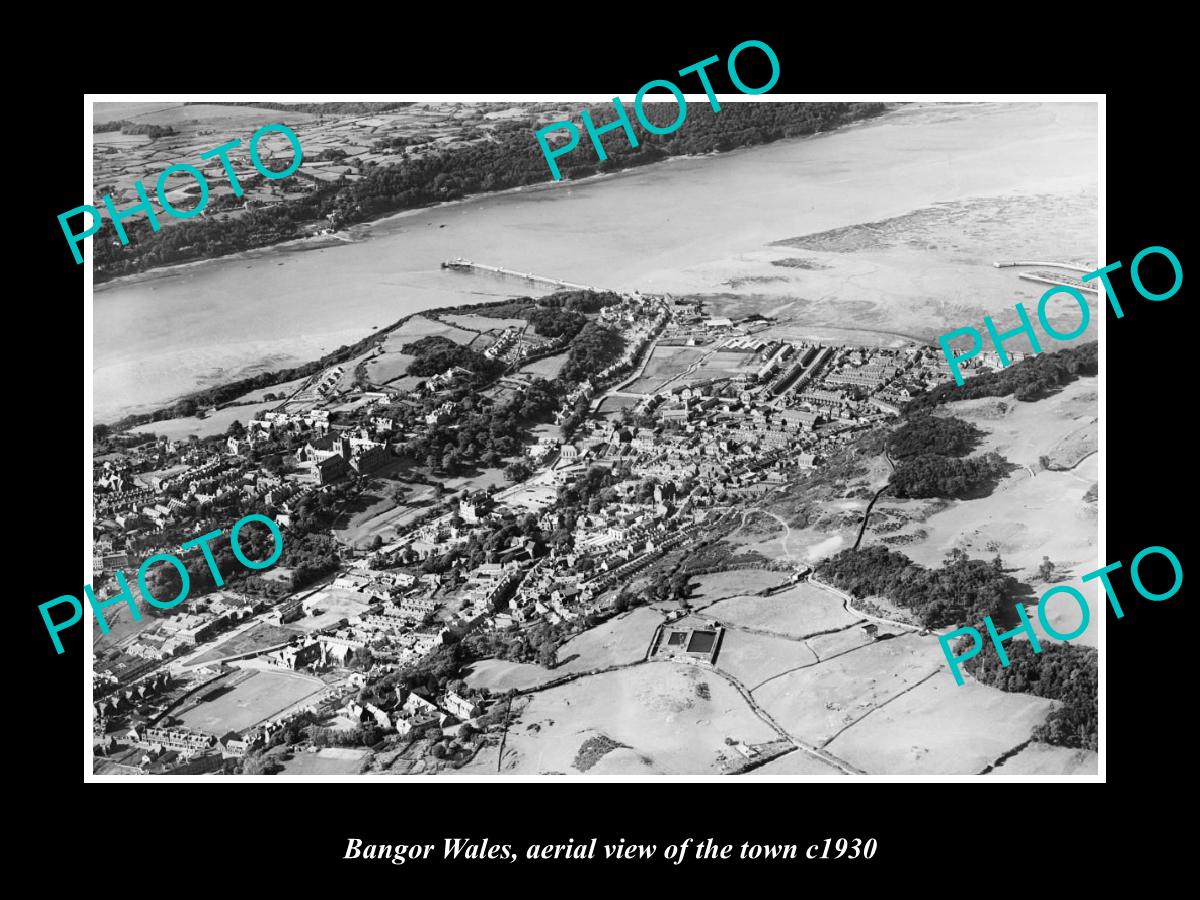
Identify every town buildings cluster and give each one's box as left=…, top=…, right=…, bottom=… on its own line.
left=91, top=288, right=984, bottom=775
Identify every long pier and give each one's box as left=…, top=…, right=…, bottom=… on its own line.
left=442, top=258, right=597, bottom=291
left=993, top=260, right=1098, bottom=294
left=993, top=260, right=1091, bottom=273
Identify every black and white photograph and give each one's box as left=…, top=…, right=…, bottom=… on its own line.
left=81, top=94, right=1101, bottom=780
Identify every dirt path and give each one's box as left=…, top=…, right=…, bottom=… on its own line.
left=852, top=450, right=895, bottom=551
left=808, top=576, right=922, bottom=634
left=707, top=663, right=864, bottom=775
left=819, top=669, right=940, bottom=748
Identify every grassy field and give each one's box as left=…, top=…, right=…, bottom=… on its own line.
left=231, top=374, right=310, bottom=403
left=883, top=378, right=1099, bottom=602
left=746, top=749, right=846, bottom=776
left=624, top=346, right=756, bottom=396
left=191, top=622, right=302, bottom=665
left=442, top=313, right=527, bottom=331
left=292, top=589, right=372, bottom=633
left=391, top=314, right=478, bottom=345
left=465, top=659, right=557, bottom=693
left=595, top=395, right=641, bottom=417
left=94, top=101, right=182, bottom=124
left=938, top=378, right=1097, bottom=470
left=128, top=400, right=280, bottom=440
left=714, top=629, right=818, bottom=688
left=118, top=103, right=318, bottom=127
left=824, top=677, right=1059, bottom=775
left=335, top=484, right=437, bottom=547
left=806, top=626, right=882, bottom=660
left=686, top=569, right=790, bottom=609
left=984, top=740, right=1098, bottom=776
left=751, top=633, right=943, bottom=746
left=705, top=582, right=860, bottom=638
left=364, top=314, right=479, bottom=386
left=365, top=351, right=417, bottom=385
left=554, top=607, right=661, bottom=673
left=624, top=346, right=704, bottom=394
left=519, top=352, right=569, bottom=378
left=498, top=662, right=777, bottom=775
left=468, top=608, right=659, bottom=689
left=276, top=747, right=371, bottom=775
left=177, top=668, right=325, bottom=733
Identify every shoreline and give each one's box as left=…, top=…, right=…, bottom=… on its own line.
left=94, top=114, right=895, bottom=293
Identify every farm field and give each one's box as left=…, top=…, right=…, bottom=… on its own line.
left=752, top=633, right=943, bottom=745
left=498, top=662, right=777, bottom=775
left=177, top=668, right=325, bottom=733
left=714, top=629, right=817, bottom=688
left=986, top=740, right=1098, bottom=776
left=824, top=678, right=1060, bottom=775
left=704, top=582, right=861, bottom=638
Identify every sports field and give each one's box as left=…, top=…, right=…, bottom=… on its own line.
left=177, top=668, right=325, bottom=733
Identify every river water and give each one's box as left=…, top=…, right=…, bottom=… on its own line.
left=93, top=102, right=1097, bottom=423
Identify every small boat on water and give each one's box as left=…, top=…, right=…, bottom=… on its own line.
left=441, top=257, right=473, bottom=270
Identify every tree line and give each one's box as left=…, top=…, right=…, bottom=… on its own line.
left=94, top=103, right=887, bottom=281
left=815, top=546, right=1028, bottom=629
left=905, top=342, right=1098, bottom=411
left=961, top=638, right=1098, bottom=751
left=885, top=414, right=1011, bottom=499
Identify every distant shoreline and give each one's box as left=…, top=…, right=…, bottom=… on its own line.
left=94, top=113, right=894, bottom=293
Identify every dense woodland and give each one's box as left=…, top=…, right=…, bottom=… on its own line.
left=886, top=414, right=982, bottom=459
left=906, top=342, right=1098, bottom=411
left=93, top=103, right=887, bottom=280
left=883, top=413, right=1010, bottom=499
left=526, top=307, right=587, bottom=340
left=888, top=451, right=1012, bottom=499
left=963, top=639, right=1098, bottom=750
left=401, top=336, right=501, bottom=379
left=816, top=546, right=1027, bottom=629
left=560, top=323, right=625, bottom=384
left=407, top=378, right=561, bottom=473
